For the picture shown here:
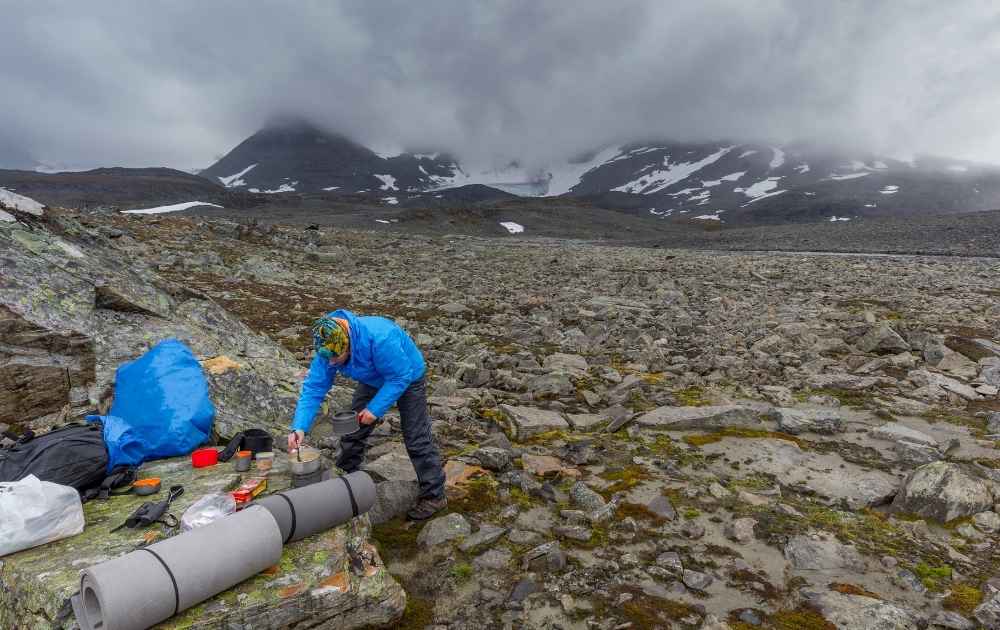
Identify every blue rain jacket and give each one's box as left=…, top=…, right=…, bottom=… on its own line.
left=291, top=309, right=426, bottom=432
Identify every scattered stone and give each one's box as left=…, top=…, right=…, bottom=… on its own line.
left=499, top=405, right=569, bottom=439
left=474, top=548, right=513, bottom=570
left=892, top=462, right=994, bottom=523
left=459, top=524, right=508, bottom=552
left=507, top=529, right=543, bottom=546
left=856, top=323, right=911, bottom=354
left=655, top=552, right=684, bottom=576
left=521, top=454, right=570, bottom=477
left=508, top=577, right=537, bottom=603
left=682, top=569, right=714, bottom=591
left=768, top=407, right=845, bottom=434
left=570, top=481, right=607, bottom=513
left=725, top=518, right=757, bottom=544
left=646, top=495, right=678, bottom=521
left=417, top=513, right=471, bottom=547
left=634, top=405, right=765, bottom=430
left=553, top=525, right=591, bottom=542
left=368, top=480, right=420, bottom=525
left=975, top=591, right=1000, bottom=629
left=931, top=610, right=976, bottom=630
left=808, top=591, right=921, bottom=629
left=870, top=422, right=939, bottom=447
left=472, top=446, right=512, bottom=472
left=974, top=511, right=1000, bottom=533
left=784, top=534, right=865, bottom=571
left=682, top=521, right=706, bottom=539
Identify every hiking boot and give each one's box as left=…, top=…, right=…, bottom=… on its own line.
left=407, top=496, right=448, bottom=521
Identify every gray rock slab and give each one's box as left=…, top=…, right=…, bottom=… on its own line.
left=769, top=407, right=845, bottom=435
left=417, top=513, right=472, bottom=547
left=700, top=438, right=899, bottom=509
left=785, top=534, right=865, bottom=571
left=368, top=480, right=420, bottom=525
left=809, top=591, right=921, bottom=629
left=892, top=462, right=994, bottom=523
left=871, top=422, right=939, bottom=447
left=634, top=404, right=766, bottom=430
left=459, top=524, right=508, bottom=552
left=363, top=450, right=418, bottom=482
left=499, top=405, right=569, bottom=440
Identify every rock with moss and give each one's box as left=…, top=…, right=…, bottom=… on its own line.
left=498, top=404, right=569, bottom=440
left=808, top=590, right=922, bottom=629
left=417, top=513, right=471, bottom=547
left=768, top=407, right=845, bottom=434
left=0, top=453, right=405, bottom=629
left=892, top=462, right=994, bottom=523
left=634, top=404, right=767, bottom=430
left=0, top=212, right=300, bottom=440
left=784, top=534, right=865, bottom=571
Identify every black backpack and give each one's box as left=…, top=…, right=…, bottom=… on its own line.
left=0, top=423, right=134, bottom=500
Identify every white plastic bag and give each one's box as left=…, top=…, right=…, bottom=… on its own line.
left=0, top=475, right=85, bottom=557
left=180, top=493, right=236, bottom=531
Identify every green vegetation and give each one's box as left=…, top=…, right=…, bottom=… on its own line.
left=913, top=563, right=953, bottom=591
left=449, top=562, right=473, bottom=582
left=683, top=427, right=806, bottom=448
left=943, top=583, right=984, bottom=616
left=598, top=465, right=652, bottom=495
left=673, top=385, right=710, bottom=406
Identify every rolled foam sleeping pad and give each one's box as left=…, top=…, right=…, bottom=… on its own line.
left=256, top=471, right=376, bottom=544
left=74, top=505, right=282, bottom=630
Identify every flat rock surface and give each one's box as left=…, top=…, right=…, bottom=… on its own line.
left=0, top=454, right=404, bottom=629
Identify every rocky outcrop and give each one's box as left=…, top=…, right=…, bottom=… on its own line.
left=892, top=462, right=994, bottom=522
left=0, top=211, right=299, bottom=438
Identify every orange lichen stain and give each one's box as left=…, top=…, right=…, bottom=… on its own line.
left=319, top=571, right=351, bottom=592
left=279, top=583, right=307, bottom=598
left=261, top=565, right=280, bottom=576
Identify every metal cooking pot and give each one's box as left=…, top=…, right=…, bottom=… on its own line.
left=289, top=446, right=322, bottom=475
left=331, top=411, right=360, bottom=436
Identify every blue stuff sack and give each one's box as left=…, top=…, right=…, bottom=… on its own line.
left=87, top=339, right=214, bottom=471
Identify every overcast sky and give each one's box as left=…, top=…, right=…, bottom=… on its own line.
left=2, top=1, right=999, bottom=170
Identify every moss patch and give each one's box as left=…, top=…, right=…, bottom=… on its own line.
left=617, top=501, right=667, bottom=524
left=683, top=427, right=807, bottom=448
left=598, top=465, right=653, bottom=495
left=913, top=563, right=953, bottom=591
left=673, top=385, right=711, bottom=406
left=449, top=562, right=473, bottom=582
left=829, top=582, right=880, bottom=599
left=943, top=583, right=984, bottom=616
left=448, top=475, right=500, bottom=516
left=370, top=517, right=422, bottom=561
left=770, top=607, right=836, bottom=630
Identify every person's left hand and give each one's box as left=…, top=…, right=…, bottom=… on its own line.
left=357, top=409, right=377, bottom=425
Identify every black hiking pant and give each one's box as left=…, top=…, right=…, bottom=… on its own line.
left=336, top=377, right=446, bottom=500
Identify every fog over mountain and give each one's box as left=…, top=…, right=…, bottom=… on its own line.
left=2, top=1, right=999, bottom=171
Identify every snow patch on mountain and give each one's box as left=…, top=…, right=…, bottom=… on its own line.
left=123, top=201, right=222, bottom=215
left=218, top=164, right=257, bottom=188
left=880, top=185, right=899, bottom=194
left=611, top=146, right=734, bottom=194
left=829, top=215, right=852, bottom=222
left=742, top=177, right=782, bottom=198
left=500, top=221, right=524, bottom=234
left=738, top=150, right=757, bottom=159
left=263, top=182, right=298, bottom=193
left=0, top=188, right=45, bottom=216
left=374, top=174, right=398, bottom=191
left=702, top=172, right=745, bottom=187
left=323, top=186, right=340, bottom=191
left=795, top=164, right=810, bottom=174
left=742, top=188, right=787, bottom=206
left=828, top=172, right=870, bottom=181
left=694, top=213, right=722, bottom=221
left=382, top=196, right=399, bottom=205
left=414, top=153, right=440, bottom=161
left=769, top=147, right=785, bottom=170
left=544, top=145, right=623, bottom=196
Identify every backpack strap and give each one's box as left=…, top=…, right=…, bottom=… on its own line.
left=83, top=465, right=138, bottom=502
left=217, top=431, right=246, bottom=463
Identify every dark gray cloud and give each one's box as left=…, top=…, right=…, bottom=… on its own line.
left=2, top=1, right=999, bottom=170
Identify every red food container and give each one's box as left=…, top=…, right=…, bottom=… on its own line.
left=191, top=447, right=219, bottom=468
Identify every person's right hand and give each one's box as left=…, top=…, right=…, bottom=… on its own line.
left=287, top=429, right=305, bottom=452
